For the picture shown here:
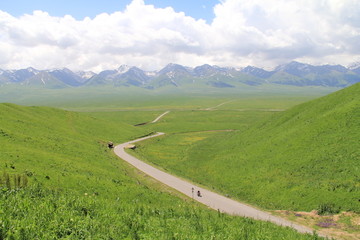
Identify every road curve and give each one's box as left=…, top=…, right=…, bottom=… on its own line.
left=114, top=133, right=321, bottom=237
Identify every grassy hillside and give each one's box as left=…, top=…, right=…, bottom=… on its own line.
left=0, top=103, right=319, bottom=239
left=132, top=83, right=360, bottom=214
left=0, top=103, right=146, bottom=191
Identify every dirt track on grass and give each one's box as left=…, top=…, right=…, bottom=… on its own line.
left=151, top=111, right=170, bottom=123
left=134, top=111, right=170, bottom=126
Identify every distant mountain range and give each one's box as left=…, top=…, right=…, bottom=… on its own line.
left=1, top=61, right=360, bottom=89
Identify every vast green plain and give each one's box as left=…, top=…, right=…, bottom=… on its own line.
left=0, top=99, right=325, bottom=239
left=0, top=84, right=334, bottom=109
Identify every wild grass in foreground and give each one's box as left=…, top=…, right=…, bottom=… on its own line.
left=1, top=184, right=324, bottom=239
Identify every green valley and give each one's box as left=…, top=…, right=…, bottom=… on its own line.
left=0, top=102, right=321, bottom=239
left=129, top=83, right=360, bottom=238
left=132, top=83, right=359, bottom=212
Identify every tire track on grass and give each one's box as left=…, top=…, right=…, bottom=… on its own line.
left=134, top=111, right=170, bottom=126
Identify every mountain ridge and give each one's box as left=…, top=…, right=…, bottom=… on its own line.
left=1, top=61, right=359, bottom=89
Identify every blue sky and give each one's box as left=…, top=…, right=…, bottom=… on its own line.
left=0, top=0, right=219, bottom=22
left=0, top=0, right=359, bottom=71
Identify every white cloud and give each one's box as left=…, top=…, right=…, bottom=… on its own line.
left=0, top=0, right=359, bottom=71
left=211, top=0, right=360, bottom=67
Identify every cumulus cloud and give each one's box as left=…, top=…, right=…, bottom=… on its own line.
left=211, top=0, right=360, bottom=66
left=0, top=0, right=359, bottom=71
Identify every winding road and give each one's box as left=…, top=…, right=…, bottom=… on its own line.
left=114, top=133, right=324, bottom=237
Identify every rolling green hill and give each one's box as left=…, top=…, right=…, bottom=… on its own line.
left=0, top=103, right=318, bottom=239
left=133, top=83, right=360, bottom=213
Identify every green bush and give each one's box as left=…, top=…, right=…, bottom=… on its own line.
left=317, top=203, right=340, bottom=215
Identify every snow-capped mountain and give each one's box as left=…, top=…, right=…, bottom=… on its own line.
left=348, top=62, right=360, bottom=70
left=158, top=63, right=192, bottom=76
left=113, top=67, right=151, bottom=87
left=0, top=68, right=39, bottom=83
left=241, top=66, right=274, bottom=78
left=116, top=65, right=131, bottom=74
left=1, top=62, right=360, bottom=89
left=76, top=71, right=96, bottom=82
left=274, top=61, right=349, bottom=76
left=348, top=62, right=360, bottom=74
left=23, top=71, right=68, bottom=88
left=85, top=65, right=151, bottom=87
left=274, top=61, right=315, bottom=77
left=193, top=64, right=229, bottom=77
left=46, top=68, right=83, bottom=86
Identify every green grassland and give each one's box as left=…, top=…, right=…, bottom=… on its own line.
left=0, top=84, right=336, bottom=110
left=0, top=103, right=321, bottom=239
left=140, top=110, right=276, bottom=133
left=0, top=85, right=224, bottom=110
left=81, top=99, right=306, bottom=136
left=80, top=93, right=323, bottom=134
left=131, top=83, right=360, bottom=215
left=84, top=110, right=164, bottom=126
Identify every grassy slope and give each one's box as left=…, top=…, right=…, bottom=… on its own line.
left=0, top=103, right=318, bottom=239
left=132, top=83, right=360, bottom=213
left=0, top=103, right=145, bottom=192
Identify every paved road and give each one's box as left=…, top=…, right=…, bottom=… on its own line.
left=114, top=133, right=323, bottom=237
